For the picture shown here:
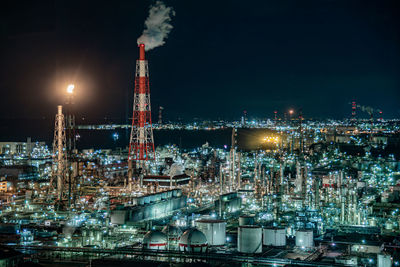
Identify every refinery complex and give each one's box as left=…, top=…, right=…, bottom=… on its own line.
left=0, top=42, right=399, bottom=267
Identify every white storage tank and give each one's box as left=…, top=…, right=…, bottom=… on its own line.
left=239, top=215, right=255, bottom=226
left=195, top=219, right=226, bottom=246
left=378, top=254, right=392, bottom=267
left=138, top=196, right=145, bottom=205
left=179, top=229, right=208, bottom=252
left=166, top=190, right=172, bottom=198
left=263, top=227, right=286, bottom=247
left=385, top=221, right=394, bottom=230
left=237, top=226, right=262, bottom=254
left=295, top=229, right=314, bottom=248
left=143, top=230, right=167, bottom=250
left=368, top=218, right=377, bottom=227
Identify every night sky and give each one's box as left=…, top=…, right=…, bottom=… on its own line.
left=1, top=0, right=399, bottom=124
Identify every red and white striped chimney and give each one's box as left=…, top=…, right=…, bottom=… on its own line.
left=128, top=44, right=155, bottom=169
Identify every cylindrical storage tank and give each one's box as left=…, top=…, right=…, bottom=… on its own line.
left=381, top=192, right=390, bottom=203
left=149, top=194, right=156, bottom=203
left=167, top=190, right=172, bottom=198
left=368, top=218, right=377, bottom=227
left=237, top=226, right=262, bottom=253
left=138, top=196, right=145, bottom=205
left=377, top=254, right=392, bottom=267
left=144, top=195, right=150, bottom=204
left=179, top=229, right=208, bottom=252
left=195, top=219, right=226, bottom=246
left=239, top=215, right=255, bottom=226
left=143, top=230, right=167, bottom=250
left=161, top=191, right=167, bottom=200
left=385, top=221, right=394, bottom=230
left=263, top=227, right=286, bottom=247
left=296, top=229, right=314, bottom=248
left=154, top=193, right=161, bottom=202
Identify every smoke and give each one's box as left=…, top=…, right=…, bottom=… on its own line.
left=137, top=1, right=175, bottom=51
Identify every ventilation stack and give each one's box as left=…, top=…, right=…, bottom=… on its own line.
left=128, top=44, right=156, bottom=188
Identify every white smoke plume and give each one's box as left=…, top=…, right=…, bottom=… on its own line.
left=137, top=1, right=175, bottom=51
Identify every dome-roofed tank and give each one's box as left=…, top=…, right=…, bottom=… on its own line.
left=162, top=225, right=183, bottom=240
left=143, top=230, right=167, bottom=250
left=179, top=228, right=208, bottom=252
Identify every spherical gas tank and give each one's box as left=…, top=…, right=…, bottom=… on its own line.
left=143, top=230, right=167, bottom=250
left=179, top=228, right=208, bottom=252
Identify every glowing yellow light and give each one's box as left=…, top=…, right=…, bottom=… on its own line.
left=67, top=84, right=75, bottom=94
left=289, top=109, right=294, bottom=115
left=262, top=136, right=279, bottom=144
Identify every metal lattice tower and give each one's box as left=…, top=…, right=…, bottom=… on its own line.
left=49, top=105, right=67, bottom=200
left=351, top=101, right=356, bottom=122
left=128, top=44, right=155, bottom=179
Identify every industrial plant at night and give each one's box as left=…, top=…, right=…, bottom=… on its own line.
left=0, top=1, right=400, bottom=267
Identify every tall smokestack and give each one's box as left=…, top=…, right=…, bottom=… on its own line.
left=128, top=44, right=155, bottom=184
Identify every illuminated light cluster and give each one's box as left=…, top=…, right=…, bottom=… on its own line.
left=262, top=136, right=280, bottom=144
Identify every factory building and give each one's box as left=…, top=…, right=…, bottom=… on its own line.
left=0, top=138, right=41, bottom=155
left=111, top=189, right=187, bottom=224
left=0, top=165, right=39, bottom=181
left=142, top=174, right=190, bottom=187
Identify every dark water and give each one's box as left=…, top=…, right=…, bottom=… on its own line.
left=0, top=118, right=275, bottom=150
left=0, top=119, right=230, bottom=149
